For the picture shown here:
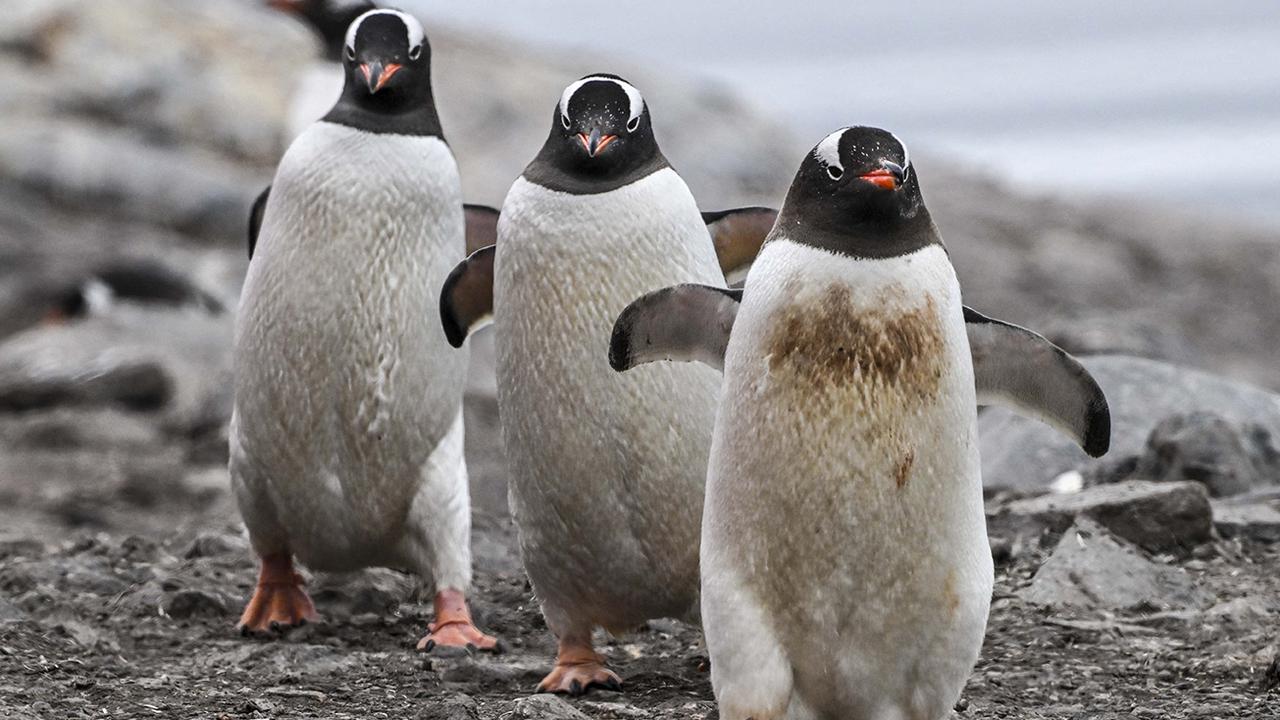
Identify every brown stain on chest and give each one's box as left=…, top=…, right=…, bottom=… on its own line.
left=766, top=284, right=945, bottom=401
left=893, top=450, right=915, bottom=489
left=943, top=569, right=960, bottom=619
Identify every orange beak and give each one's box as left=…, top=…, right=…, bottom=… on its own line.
left=577, top=129, right=617, bottom=157
left=360, top=62, right=403, bottom=93
left=858, top=163, right=906, bottom=190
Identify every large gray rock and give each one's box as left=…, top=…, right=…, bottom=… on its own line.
left=980, top=356, right=1280, bottom=494
left=1212, top=502, right=1280, bottom=543
left=1020, top=518, right=1211, bottom=611
left=1134, top=411, right=1280, bottom=497
left=0, top=308, right=232, bottom=426
left=989, top=480, right=1212, bottom=553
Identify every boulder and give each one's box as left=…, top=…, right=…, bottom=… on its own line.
left=1020, top=518, right=1210, bottom=611
left=0, top=308, right=232, bottom=425
left=1212, top=502, right=1280, bottom=543
left=1134, top=411, right=1280, bottom=497
left=980, top=356, right=1280, bottom=494
left=989, top=480, right=1212, bottom=553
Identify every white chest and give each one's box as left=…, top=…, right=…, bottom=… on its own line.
left=234, top=123, right=466, bottom=459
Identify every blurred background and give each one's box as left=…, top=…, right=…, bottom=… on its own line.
left=0, top=0, right=1277, bottom=530
left=417, top=0, right=1280, bottom=226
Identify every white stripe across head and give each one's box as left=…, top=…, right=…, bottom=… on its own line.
left=344, top=9, right=425, bottom=52
left=560, top=76, right=645, bottom=125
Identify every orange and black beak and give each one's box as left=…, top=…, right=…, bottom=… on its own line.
left=267, top=0, right=302, bottom=12
left=577, top=128, right=617, bottom=158
left=360, top=60, right=403, bottom=94
left=858, top=161, right=907, bottom=190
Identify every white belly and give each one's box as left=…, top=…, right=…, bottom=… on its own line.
left=703, top=240, right=993, bottom=719
left=493, top=169, right=725, bottom=630
left=232, top=122, right=468, bottom=569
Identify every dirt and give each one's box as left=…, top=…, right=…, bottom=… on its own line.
left=0, top=388, right=1278, bottom=720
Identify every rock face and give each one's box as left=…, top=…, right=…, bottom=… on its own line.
left=980, top=356, right=1280, bottom=494
left=989, top=480, right=1213, bottom=554
left=1212, top=502, right=1280, bottom=543
left=1020, top=518, right=1211, bottom=611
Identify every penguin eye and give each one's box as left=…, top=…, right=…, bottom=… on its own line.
left=408, top=44, right=422, bottom=61
left=344, top=45, right=355, bottom=62
left=626, top=116, right=640, bottom=133
left=561, top=114, right=571, bottom=130
left=827, top=166, right=844, bottom=181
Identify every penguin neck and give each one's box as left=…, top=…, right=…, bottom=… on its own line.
left=522, top=140, right=670, bottom=195
left=322, top=81, right=444, bottom=138
left=777, top=195, right=942, bottom=260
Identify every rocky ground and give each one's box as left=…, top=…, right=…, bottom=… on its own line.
left=3, top=0, right=1280, bottom=718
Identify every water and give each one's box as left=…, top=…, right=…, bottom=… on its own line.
left=408, top=1, right=1280, bottom=227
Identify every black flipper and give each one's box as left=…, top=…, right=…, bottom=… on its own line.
left=702, top=207, right=777, bottom=282
left=248, top=185, right=271, bottom=260
left=965, top=306, right=1111, bottom=457
left=439, top=245, right=495, bottom=348
left=609, top=284, right=743, bottom=372
left=464, top=204, right=500, bottom=256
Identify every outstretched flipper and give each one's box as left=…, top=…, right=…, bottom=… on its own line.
left=440, top=245, right=495, bottom=348
left=703, top=207, right=777, bottom=283
left=964, top=306, right=1110, bottom=457
left=247, top=185, right=271, bottom=259
left=609, top=283, right=742, bottom=372
left=463, top=204, right=500, bottom=255
left=609, top=287, right=1110, bottom=458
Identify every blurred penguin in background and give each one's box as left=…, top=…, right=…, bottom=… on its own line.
left=267, top=0, right=378, bottom=141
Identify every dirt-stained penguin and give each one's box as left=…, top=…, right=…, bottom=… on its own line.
left=438, top=74, right=772, bottom=694
left=610, top=126, right=1110, bottom=719
left=231, top=9, right=497, bottom=653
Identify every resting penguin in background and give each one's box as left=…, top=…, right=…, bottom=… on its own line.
left=610, top=126, right=1110, bottom=719
left=438, top=74, right=775, bottom=695
left=231, top=9, right=497, bottom=653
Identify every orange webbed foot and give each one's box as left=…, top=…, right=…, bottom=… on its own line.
left=536, top=637, right=621, bottom=695
left=416, top=588, right=499, bottom=653
left=236, top=553, right=318, bottom=634
left=537, top=660, right=622, bottom=696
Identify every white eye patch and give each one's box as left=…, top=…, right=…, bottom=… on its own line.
left=559, top=76, right=645, bottom=127
left=814, top=127, right=848, bottom=178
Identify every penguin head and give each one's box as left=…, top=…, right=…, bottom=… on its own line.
left=339, top=9, right=431, bottom=101
left=779, top=127, right=937, bottom=257
left=542, top=74, right=662, bottom=179
left=267, top=0, right=376, bottom=61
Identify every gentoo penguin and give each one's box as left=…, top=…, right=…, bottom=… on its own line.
left=43, top=260, right=225, bottom=322
left=438, top=75, right=774, bottom=694
left=609, top=127, right=1110, bottom=719
left=267, top=0, right=378, bottom=141
left=231, top=8, right=497, bottom=653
